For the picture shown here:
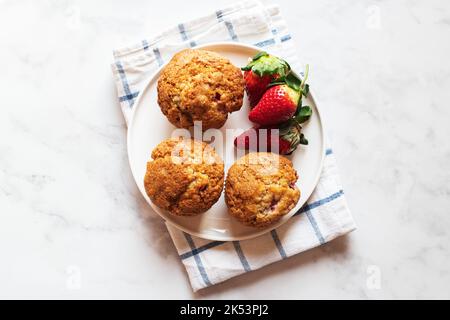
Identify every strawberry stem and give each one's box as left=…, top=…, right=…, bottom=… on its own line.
left=300, top=64, right=309, bottom=90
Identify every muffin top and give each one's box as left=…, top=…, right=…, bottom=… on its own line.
left=144, top=137, right=224, bottom=216
left=157, top=49, right=244, bottom=130
left=225, top=152, right=300, bottom=227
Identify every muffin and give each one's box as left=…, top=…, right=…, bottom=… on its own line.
left=144, top=137, right=224, bottom=216
left=157, top=49, right=245, bottom=130
left=225, top=152, right=300, bottom=227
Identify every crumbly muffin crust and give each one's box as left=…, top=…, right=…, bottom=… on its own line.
left=144, top=137, right=224, bottom=216
left=157, top=49, right=245, bottom=130
left=225, top=152, right=300, bottom=227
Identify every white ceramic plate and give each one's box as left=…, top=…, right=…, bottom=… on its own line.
left=127, top=42, right=325, bottom=241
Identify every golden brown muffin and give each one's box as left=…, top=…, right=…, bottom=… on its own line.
left=144, top=137, right=224, bottom=216
left=157, top=49, right=245, bottom=130
left=225, top=152, right=300, bottom=227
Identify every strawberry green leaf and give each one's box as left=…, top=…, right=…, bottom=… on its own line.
left=285, top=73, right=301, bottom=91
left=302, top=84, right=309, bottom=97
left=299, top=133, right=309, bottom=145
left=252, top=51, right=268, bottom=61
left=295, top=106, right=312, bottom=123
left=241, top=53, right=290, bottom=77
left=284, top=60, right=291, bottom=72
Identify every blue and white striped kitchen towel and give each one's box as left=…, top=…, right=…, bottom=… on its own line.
left=111, top=0, right=356, bottom=292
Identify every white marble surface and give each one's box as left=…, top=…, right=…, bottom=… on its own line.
left=0, top=0, right=449, bottom=299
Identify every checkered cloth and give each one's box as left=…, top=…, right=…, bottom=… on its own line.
left=111, top=0, right=356, bottom=292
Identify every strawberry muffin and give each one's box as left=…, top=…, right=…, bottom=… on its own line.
left=157, top=49, right=245, bottom=130
left=225, top=152, right=300, bottom=227
left=144, top=137, right=224, bottom=216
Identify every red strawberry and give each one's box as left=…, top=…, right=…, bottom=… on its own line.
left=241, top=52, right=290, bottom=107
left=248, top=84, right=300, bottom=126
left=234, top=122, right=306, bottom=155
left=243, top=70, right=273, bottom=107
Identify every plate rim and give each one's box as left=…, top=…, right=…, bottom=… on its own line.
left=126, top=41, right=326, bottom=241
